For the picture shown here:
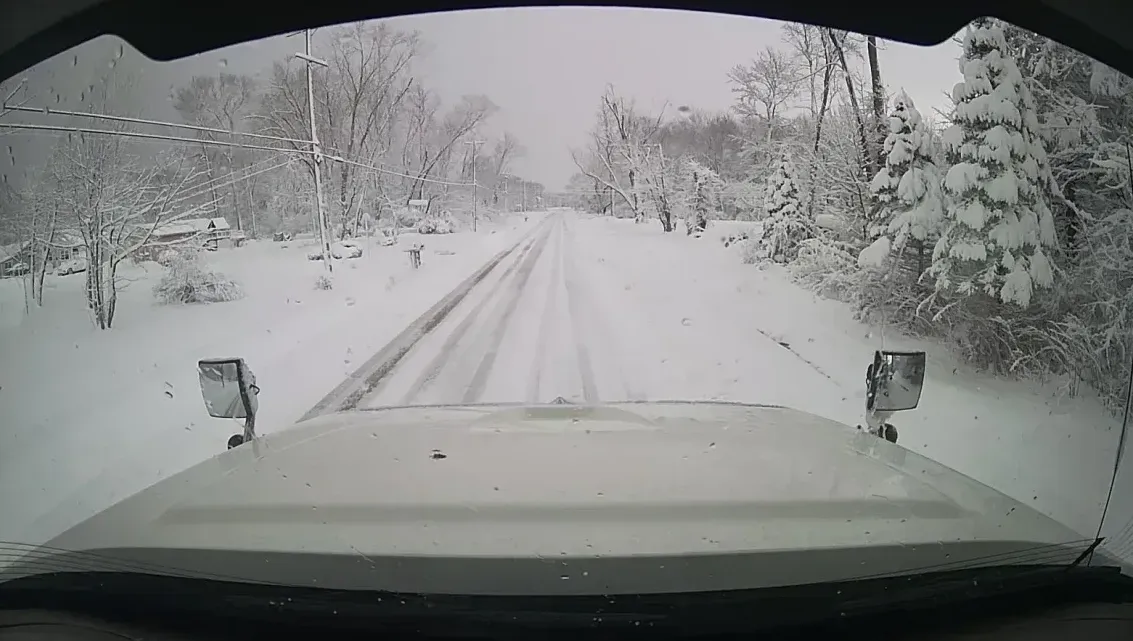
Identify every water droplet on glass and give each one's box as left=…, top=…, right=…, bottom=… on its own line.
left=219, top=58, right=229, bottom=68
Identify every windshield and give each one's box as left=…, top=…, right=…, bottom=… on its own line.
left=1, top=7, right=1132, bottom=592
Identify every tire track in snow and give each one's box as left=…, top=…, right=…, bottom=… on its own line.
left=397, top=232, right=545, bottom=405
left=561, top=214, right=644, bottom=402
left=752, top=326, right=839, bottom=385
left=561, top=216, right=599, bottom=403
left=461, top=219, right=558, bottom=403
left=302, top=220, right=550, bottom=420
left=525, top=216, right=564, bottom=403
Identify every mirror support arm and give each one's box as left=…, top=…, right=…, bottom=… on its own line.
left=242, top=414, right=256, bottom=443
left=236, top=375, right=258, bottom=443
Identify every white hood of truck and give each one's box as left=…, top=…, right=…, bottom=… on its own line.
left=4, top=402, right=1105, bottom=595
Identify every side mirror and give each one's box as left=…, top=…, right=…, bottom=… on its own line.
left=198, top=357, right=259, bottom=420
left=865, top=350, right=926, bottom=413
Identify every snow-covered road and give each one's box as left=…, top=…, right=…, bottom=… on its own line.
left=366, top=212, right=624, bottom=405
left=1, top=209, right=1127, bottom=565
left=363, top=211, right=845, bottom=413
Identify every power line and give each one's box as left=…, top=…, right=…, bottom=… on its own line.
left=1, top=103, right=487, bottom=189
left=321, top=144, right=474, bottom=185
left=0, top=121, right=294, bottom=155
left=2, top=103, right=310, bottom=147
left=173, top=158, right=295, bottom=208
left=325, top=152, right=471, bottom=187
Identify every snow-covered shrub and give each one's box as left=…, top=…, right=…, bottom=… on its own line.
left=417, top=215, right=454, bottom=235
left=929, top=18, right=1057, bottom=309
left=720, top=231, right=750, bottom=248
left=332, top=241, right=363, bottom=259
left=737, top=238, right=762, bottom=265
left=156, top=248, right=181, bottom=267
left=153, top=249, right=243, bottom=305
left=793, top=237, right=862, bottom=303
left=314, top=273, right=333, bottom=290
left=394, top=208, right=420, bottom=228
left=1046, top=207, right=1133, bottom=407
left=681, top=159, right=722, bottom=235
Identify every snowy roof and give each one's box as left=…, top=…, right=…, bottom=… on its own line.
left=151, top=217, right=230, bottom=237
left=0, top=241, right=29, bottom=262
left=51, top=230, right=84, bottom=247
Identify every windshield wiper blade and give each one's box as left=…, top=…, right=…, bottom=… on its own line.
left=1069, top=538, right=1105, bottom=569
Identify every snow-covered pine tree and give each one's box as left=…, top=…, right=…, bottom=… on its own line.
left=756, top=149, right=811, bottom=262
left=929, top=17, right=1058, bottom=308
left=858, top=90, right=943, bottom=270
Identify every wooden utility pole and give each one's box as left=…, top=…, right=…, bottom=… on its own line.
left=295, top=29, right=332, bottom=274
left=463, top=139, right=484, bottom=231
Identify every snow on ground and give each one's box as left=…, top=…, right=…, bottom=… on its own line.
left=575, top=215, right=1126, bottom=545
left=368, top=210, right=1127, bottom=549
left=2, top=209, right=1129, bottom=568
left=0, top=215, right=537, bottom=548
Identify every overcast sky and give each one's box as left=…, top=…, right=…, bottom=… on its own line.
left=3, top=8, right=964, bottom=190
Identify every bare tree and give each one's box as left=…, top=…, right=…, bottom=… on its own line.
left=398, top=87, right=496, bottom=212
left=14, top=164, right=62, bottom=308
left=783, top=23, right=839, bottom=215
left=173, top=73, right=259, bottom=234
left=826, top=30, right=874, bottom=178
left=488, top=132, right=523, bottom=204
left=51, top=121, right=205, bottom=329
left=728, top=47, right=803, bottom=148
left=571, top=86, right=674, bottom=230
left=258, top=23, right=420, bottom=238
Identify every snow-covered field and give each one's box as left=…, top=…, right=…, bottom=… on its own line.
left=2, top=210, right=1130, bottom=565
left=0, top=215, right=537, bottom=546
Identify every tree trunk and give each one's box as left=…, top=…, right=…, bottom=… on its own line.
left=32, top=219, right=56, bottom=306
left=867, top=36, right=887, bottom=170
left=826, top=30, right=873, bottom=179
left=807, top=45, right=835, bottom=217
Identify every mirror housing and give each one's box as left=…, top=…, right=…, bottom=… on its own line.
left=198, top=357, right=259, bottom=420
left=865, top=350, right=925, bottom=413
